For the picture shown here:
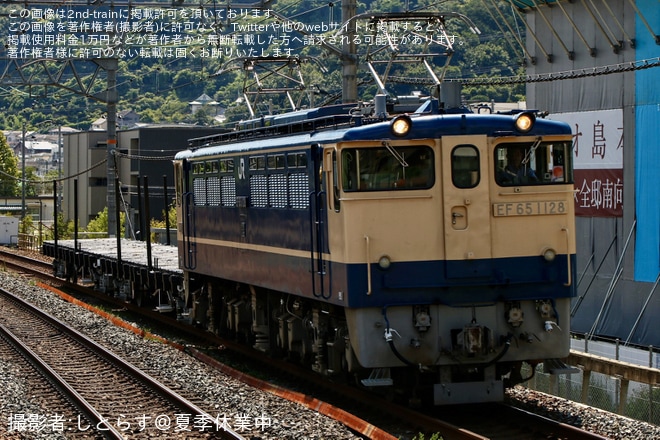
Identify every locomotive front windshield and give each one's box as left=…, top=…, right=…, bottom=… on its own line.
left=342, top=145, right=434, bottom=191
left=495, top=141, right=573, bottom=186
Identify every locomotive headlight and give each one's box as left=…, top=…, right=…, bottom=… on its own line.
left=542, top=247, right=557, bottom=262
left=378, top=255, right=392, bottom=270
left=391, top=115, right=412, bottom=136
left=514, top=112, right=535, bottom=133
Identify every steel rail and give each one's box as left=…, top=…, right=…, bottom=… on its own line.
left=0, top=286, right=246, bottom=440
left=0, top=320, right=125, bottom=439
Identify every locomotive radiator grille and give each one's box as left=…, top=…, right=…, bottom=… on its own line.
left=268, top=174, right=288, bottom=208
left=221, top=176, right=237, bottom=206
left=289, top=173, right=310, bottom=209
left=250, top=174, right=268, bottom=207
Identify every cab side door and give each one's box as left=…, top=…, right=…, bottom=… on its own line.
left=440, top=135, right=493, bottom=279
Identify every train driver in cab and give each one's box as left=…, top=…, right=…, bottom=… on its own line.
left=498, top=145, right=537, bottom=185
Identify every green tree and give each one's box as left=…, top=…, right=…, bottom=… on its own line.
left=150, top=205, right=177, bottom=242
left=22, top=166, right=43, bottom=197
left=45, top=212, right=75, bottom=241
left=0, top=0, right=529, bottom=131
left=0, top=131, right=19, bottom=197
left=192, top=107, right=213, bottom=126
left=86, top=207, right=126, bottom=237
left=158, top=96, right=189, bottom=123
left=19, top=214, right=33, bottom=235
left=152, top=205, right=176, bottom=228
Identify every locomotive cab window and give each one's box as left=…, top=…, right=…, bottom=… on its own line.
left=451, top=145, right=480, bottom=188
left=341, top=145, right=434, bottom=191
left=495, top=141, right=573, bottom=186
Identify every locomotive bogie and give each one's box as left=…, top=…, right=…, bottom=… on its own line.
left=186, top=273, right=352, bottom=375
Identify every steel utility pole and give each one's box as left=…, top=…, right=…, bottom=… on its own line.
left=341, top=0, right=358, bottom=103
left=97, top=58, right=119, bottom=239
left=21, top=123, right=26, bottom=220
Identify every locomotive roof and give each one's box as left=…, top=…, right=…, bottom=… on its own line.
left=174, top=129, right=352, bottom=160
left=175, top=110, right=572, bottom=160
left=342, top=112, right=572, bottom=140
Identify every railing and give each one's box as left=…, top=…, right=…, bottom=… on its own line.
left=573, top=336, right=658, bottom=368
left=17, top=233, right=41, bottom=252
left=16, top=222, right=55, bottom=252
left=522, top=335, right=660, bottom=426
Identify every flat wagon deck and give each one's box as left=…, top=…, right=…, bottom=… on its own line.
left=43, top=238, right=182, bottom=308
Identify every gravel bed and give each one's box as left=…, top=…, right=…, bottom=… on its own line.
left=506, top=386, right=660, bottom=439
left=0, top=271, right=363, bottom=440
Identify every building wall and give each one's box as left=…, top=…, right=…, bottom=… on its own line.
left=117, top=126, right=226, bottom=239
left=525, top=1, right=637, bottom=112
left=63, top=131, right=107, bottom=228
left=522, top=0, right=660, bottom=345
left=65, top=126, right=225, bottom=233
left=632, top=0, right=660, bottom=283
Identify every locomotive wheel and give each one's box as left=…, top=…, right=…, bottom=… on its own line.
left=132, top=284, right=146, bottom=307
left=67, top=263, right=78, bottom=284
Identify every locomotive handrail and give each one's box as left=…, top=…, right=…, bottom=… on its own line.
left=497, top=189, right=578, bottom=196
left=309, top=190, right=329, bottom=299
left=365, top=235, right=372, bottom=296
left=338, top=194, right=432, bottom=201
left=562, top=227, right=572, bottom=287
left=182, top=192, right=196, bottom=270
left=187, top=113, right=359, bottom=149
left=317, top=191, right=330, bottom=300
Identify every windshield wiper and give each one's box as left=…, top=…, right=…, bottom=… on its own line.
left=382, top=141, right=409, bottom=167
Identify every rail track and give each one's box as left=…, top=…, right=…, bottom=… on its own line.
left=430, top=402, right=610, bottom=440
left=0, top=284, right=245, bottom=439
left=0, top=247, right=616, bottom=439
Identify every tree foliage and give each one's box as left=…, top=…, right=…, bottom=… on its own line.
left=0, top=131, right=19, bottom=197
left=52, top=212, right=75, bottom=240
left=0, top=0, right=526, bottom=132
left=86, top=207, right=126, bottom=237
left=150, top=205, right=177, bottom=242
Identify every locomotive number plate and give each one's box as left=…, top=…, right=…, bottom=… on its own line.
left=492, top=200, right=567, bottom=217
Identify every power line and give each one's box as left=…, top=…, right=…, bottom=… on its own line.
left=0, top=158, right=107, bottom=185
left=388, top=56, right=660, bottom=86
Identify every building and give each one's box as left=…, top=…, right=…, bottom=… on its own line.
left=63, top=130, right=109, bottom=227
left=510, top=0, right=659, bottom=346
left=91, top=109, right=140, bottom=131
left=62, top=125, right=227, bottom=233
left=0, top=196, right=55, bottom=222
left=189, top=93, right=225, bottom=122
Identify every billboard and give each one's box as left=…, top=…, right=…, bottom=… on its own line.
left=550, top=109, right=623, bottom=217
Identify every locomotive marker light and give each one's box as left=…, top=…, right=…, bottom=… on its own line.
left=378, top=255, right=392, bottom=270
left=543, top=247, right=557, bottom=262
left=391, top=114, right=412, bottom=136
left=514, top=112, right=536, bottom=133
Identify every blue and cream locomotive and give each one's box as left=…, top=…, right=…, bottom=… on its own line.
left=173, top=97, right=575, bottom=405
